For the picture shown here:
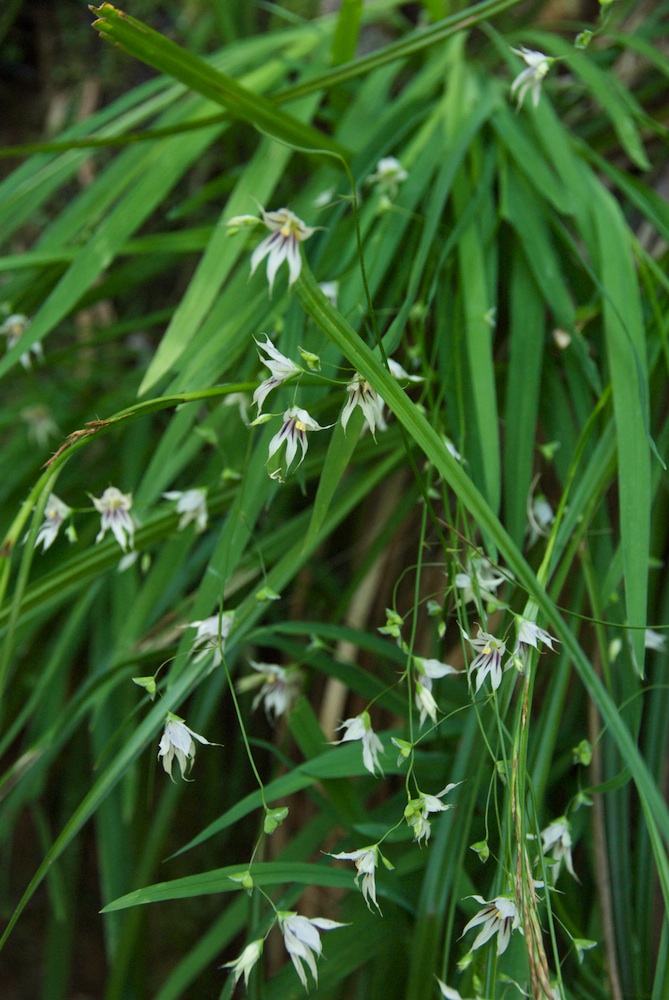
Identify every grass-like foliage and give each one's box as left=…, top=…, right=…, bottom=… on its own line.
left=1, top=1, right=668, bottom=998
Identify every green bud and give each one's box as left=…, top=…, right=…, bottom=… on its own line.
left=132, top=676, right=157, bottom=699
left=264, top=806, right=289, bottom=835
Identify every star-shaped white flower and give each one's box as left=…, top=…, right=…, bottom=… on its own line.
left=510, top=46, right=553, bottom=109
left=366, top=157, right=408, bottom=198
left=277, top=911, right=345, bottom=989
left=249, top=207, right=316, bottom=293
left=540, top=815, right=577, bottom=882
left=252, top=334, right=300, bottom=412
left=1, top=313, right=43, bottom=369
left=35, top=494, right=72, bottom=552
left=462, top=894, right=520, bottom=955
left=461, top=626, right=507, bottom=692
left=163, top=488, right=208, bottom=533
left=91, top=486, right=134, bottom=552
left=267, top=406, right=323, bottom=478
left=513, top=617, right=558, bottom=659
left=236, top=661, right=302, bottom=722
left=413, top=657, right=459, bottom=727
left=187, top=612, right=234, bottom=667
left=222, top=938, right=264, bottom=989
left=455, top=555, right=507, bottom=608
left=329, top=845, right=381, bottom=912
left=341, top=373, right=386, bottom=437
left=332, top=711, right=384, bottom=776
left=157, top=714, right=215, bottom=780
left=404, top=784, right=457, bottom=845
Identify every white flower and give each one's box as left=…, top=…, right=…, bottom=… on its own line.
left=252, top=334, right=300, bottom=412
left=333, top=711, right=384, bottom=776
left=462, top=894, right=520, bottom=955
left=366, top=157, right=408, bottom=198
left=267, top=406, right=323, bottom=478
left=461, top=626, right=507, bottom=692
left=329, top=846, right=380, bottom=912
left=188, top=612, right=234, bottom=667
left=21, top=404, right=59, bottom=448
left=35, top=494, right=72, bottom=552
left=277, top=911, right=345, bottom=989
left=222, top=938, right=263, bottom=989
left=249, top=207, right=316, bottom=293
left=318, top=281, right=339, bottom=307
left=387, top=358, right=424, bottom=383
left=162, top=488, right=208, bottom=533
left=513, top=617, right=558, bottom=657
left=414, top=657, right=459, bottom=726
left=92, top=486, right=134, bottom=551
left=404, top=784, right=457, bottom=845
left=341, top=373, right=386, bottom=437
left=527, top=493, right=555, bottom=547
left=1, top=313, right=43, bottom=370
left=645, top=628, right=667, bottom=652
left=455, top=556, right=506, bottom=607
left=157, top=714, right=215, bottom=780
left=224, top=391, right=250, bottom=423
left=236, top=661, right=302, bottom=722
left=437, top=982, right=476, bottom=1000
left=510, top=47, right=553, bottom=109
left=541, top=816, right=577, bottom=882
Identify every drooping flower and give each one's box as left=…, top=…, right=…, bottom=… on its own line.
left=462, top=894, right=521, bottom=955
left=333, top=711, right=384, bottom=776
left=513, top=617, right=558, bottom=660
left=222, top=938, right=264, bottom=989
left=157, top=713, right=215, bottom=780
left=404, top=784, right=457, bottom=845
left=510, top=47, right=553, bottom=109
left=21, top=404, right=59, bottom=448
left=366, top=157, right=408, bottom=199
left=387, top=358, right=424, bottom=383
left=163, top=488, right=208, bottom=533
left=92, top=486, right=134, bottom=552
left=414, top=656, right=459, bottom=727
left=645, top=628, right=667, bottom=652
left=341, top=373, right=386, bottom=437
left=247, top=207, right=316, bottom=293
left=318, top=280, right=339, bottom=307
left=461, top=626, right=507, bottom=692
left=526, top=492, right=555, bottom=547
left=187, top=612, right=234, bottom=667
left=252, top=334, right=300, bottom=412
left=540, top=815, right=577, bottom=882
left=455, top=556, right=507, bottom=607
left=277, top=911, right=345, bottom=989
left=236, top=661, right=302, bottom=722
left=35, top=494, right=72, bottom=552
left=267, top=406, right=323, bottom=478
left=1, top=313, right=43, bottom=370
left=437, top=982, right=478, bottom=1000
left=329, top=845, right=380, bottom=912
